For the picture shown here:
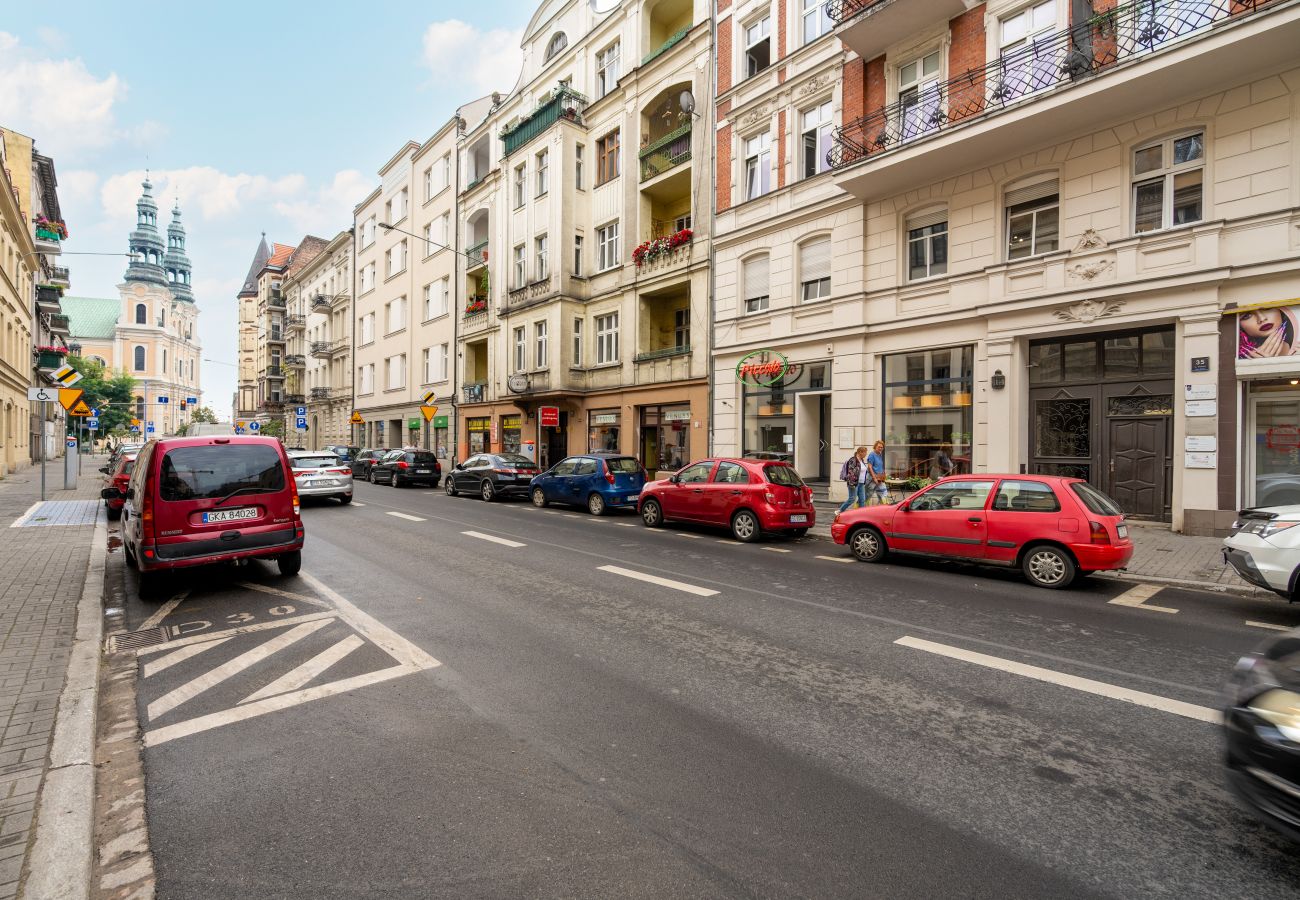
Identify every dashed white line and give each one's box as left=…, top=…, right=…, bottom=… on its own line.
left=675, top=533, right=703, bottom=540
left=815, top=555, right=854, bottom=564
left=1108, top=584, right=1177, bottom=614
left=764, top=547, right=792, bottom=553
left=717, top=540, right=742, bottom=546
left=597, top=565, right=719, bottom=597
left=616, top=522, right=637, bottom=527
left=386, top=511, right=426, bottom=522
left=896, top=636, right=1219, bottom=724
left=351, top=502, right=366, bottom=507
left=461, top=530, right=526, bottom=548
left=1246, top=620, right=1291, bottom=632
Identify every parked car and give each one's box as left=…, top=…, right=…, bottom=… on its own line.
left=350, top=448, right=391, bottom=479
left=106, top=435, right=304, bottom=597
left=1223, top=506, right=1300, bottom=600
left=108, top=441, right=144, bottom=469
left=1225, top=625, right=1300, bottom=844
left=530, top=454, right=645, bottom=515
left=638, top=458, right=815, bottom=542
left=325, top=445, right=360, bottom=465
left=98, top=452, right=137, bottom=520
left=371, top=449, right=441, bottom=488
left=830, top=475, right=1132, bottom=589
left=445, top=453, right=539, bottom=501
left=287, top=450, right=354, bottom=504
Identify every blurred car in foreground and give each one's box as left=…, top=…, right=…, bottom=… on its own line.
left=530, top=454, right=645, bottom=515
left=1224, top=506, right=1300, bottom=601
left=638, top=458, right=814, bottom=542
left=445, top=453, right=539, bottom=501
left=288, top=450, right=354, bottom=504
left=370, top=449, right=441, bottom=488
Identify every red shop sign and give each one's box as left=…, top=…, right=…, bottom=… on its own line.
left=1266, top=425, right=1300, bottom=450
left=539, top=406, right=560, bottom=428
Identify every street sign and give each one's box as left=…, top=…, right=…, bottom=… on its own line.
left=66, top=437, right=76, bottom=449
left=146, top=421, right=155, bottom=434
left=26, top=386, right=57, bottom=402
left=420, top=405, right=438, bottom=422
left=87, top=418, right=99, bottom=429
left=234, top=420, right=246, bottom=434
left=248, top=421, right=261, bottom=432
left=58, top=388, right=84, bottom=411
left=295, top=406, right=307, bottom=417
left=186, top=396, right=198, bottom=406
left=129, top=425, right=140, bottom=433
left=91, top=408, right=100, bottom=417
left=130, top=418, right=141, bottom=428
left=50, top=364, right=82, bottom=387
left=540, top=406, right=560, bottom=428
left=69, top=399, right=92, bottom=416
left=350, top=411, right=364, bottom=424
left=422, top=390, right=437, bottom=405
left=295, top=416, right=307, bottom=430
left=157, top=396, right=169, bottom=404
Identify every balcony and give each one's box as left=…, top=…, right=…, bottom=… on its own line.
left=268, top=291, right=285, bottom=309
left=501, top=85, right=589, bottom=157
left=829, top=0, right=1299, bottom=201
left=506, top=275, right=555, bottom=310
left=265, top=366, right=284, bottom=380
left=310, top=387, right=332, bottom=400
left=35, top=285, right=61, bottom=313
left=285, top=314, right=306, bottom=330
left=640, top=125, right=691, bottom=182
left=285, top=393, right=306, bottom=405
left=48, top=314, right=70, bottom=336
left=32, top=235, right=60, bottom=256
left=329, top=338, right=349, bottom=357
left=633, top=346, right=693, bottom=385
left=466, top=240, right=489, bottom=272
left=310, top=341, right=331, bottom=359
left=633, top=230, right=693, bottom=277
left=263, top=399, right=285, bottom=411
left=285, top=354, right=306, bottom=368
left=268, top=330, right=285, bottom=344
left=48, top=267, right=70, bottom=288
left=463, top=382, right=487, bottom=404
left=643, top=26, right=690, bottom=66
left=311, top=295, right=330, bottom=310
left=827, top=0, right=969, bottom=63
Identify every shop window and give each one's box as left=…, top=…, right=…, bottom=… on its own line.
left=1133, top=131, right=1204, bottom=233
left=905, top=208, right=947, bottom=281
left=641, top=405, right=691, bottom=476
left=743, top=255, right=770, bottom=313
left=502, top=415, right=522, bottom=454
left=589, top=410, right=620, bottom=452
left=882, top=346, right=973, bottom=479
left=467, top=417, right=490, bottom=455
left=1005, top=179, right=1059, bottom=260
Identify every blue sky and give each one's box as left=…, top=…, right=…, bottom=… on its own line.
left=1, top=0, right=538, bottom=417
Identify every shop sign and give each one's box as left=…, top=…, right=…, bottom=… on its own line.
left=1184, top=384, right=1215, bottom=401
left=591, top=413, right=619, bottom=425
left=432, top=415, right=448, bottom=428
left=736, top=350, right=791, bottom=387
left=540, top=407, right=560, bottom=428
left=1184, top=452, right=1216, bottom=469
left=1266, top=425, right=1300, bottom=451
left=502, top=416, right=522, bottom=429
left=1185, top=436, right=1217, bottom=452
left=663, top=409, right=691, bottom=422
left=1185, top=400, right=1216, bottom=417
left=408, top=418, right=420, bottom=430
left=1235, top=302, right=1300, bottom=359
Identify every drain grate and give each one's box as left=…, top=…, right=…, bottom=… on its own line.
left=106, top=626, right=170, bottom=653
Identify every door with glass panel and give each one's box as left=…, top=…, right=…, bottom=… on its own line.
left=897, top=51, right=942, bottom=142
left=994, top=0, right=1060, bottom=105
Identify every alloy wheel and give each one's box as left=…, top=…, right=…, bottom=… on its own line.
left=732, top=511, right=759, bottom=543
left=1024, top=547, right=1071, bottom=588
left=850, top=528, right=884, bottom=562
left=532, top=488, right=548, bottom=508
left=588, top=493, right=605, bottom=516
left=481, top=480, right=495, bottom=502
left=641, top=499, right=662, bottom=528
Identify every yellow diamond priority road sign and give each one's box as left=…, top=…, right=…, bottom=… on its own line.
left=421, top=390, right=437, bottom=405
left=51, top=364, right=82, bottom=387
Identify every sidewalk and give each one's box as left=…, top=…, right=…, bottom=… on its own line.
left=0, top=455, right=106, bottom=899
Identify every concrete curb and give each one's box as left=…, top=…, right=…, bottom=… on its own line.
left=23, top=512, right=107, bottom=900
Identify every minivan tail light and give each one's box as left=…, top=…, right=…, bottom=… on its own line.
left=603, top=461, right=615, bottom=485
left=1089, top=521, right=1109, bottom=544
left=292, top=483, right=301, bottom=518
left=141, top=483, right=154, bottom=534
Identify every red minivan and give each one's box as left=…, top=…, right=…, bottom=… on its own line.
left=638, top=457, right=816, bottom=542
left=108, top=436, right=304, bottom=595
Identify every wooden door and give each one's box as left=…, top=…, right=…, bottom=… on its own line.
left=1107, top=417, right=1166, bottom=518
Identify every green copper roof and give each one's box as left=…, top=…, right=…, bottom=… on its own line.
left=60, top=296, right=120, bottom=340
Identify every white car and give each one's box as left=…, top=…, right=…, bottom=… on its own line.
left=1223, top=506, right=1300, bottom=599
left=287, top=450, right=354, bottom=504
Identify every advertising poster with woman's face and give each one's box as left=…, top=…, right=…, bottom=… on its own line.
left=1239, top=307, right=1300, bottom=359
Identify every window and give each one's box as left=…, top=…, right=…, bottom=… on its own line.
left=514, top=244, right=526, bottom=287
left=361, top=217, right=376, bottom=248
left=744, top=16, right=771, bottom=77
left=386, top=240, right=406, bottom=277
left=1005, top=179, right=1060, bottom=260
left=535, top=234, right=549, bottom=280
left=998, top=0, right=1057, bottom=101
left=596, top=42, right=620, bottom=98
left=385, top=354, right=406, bottom=390
left=135, top=303, right=147, bottom=324
left=437, top=213, right=449, bottom=247
left=596, top=222, right=619, bottom=270
left=678, top=461, right=714, bottom=483
left=386, top=296, right=405, bottom=333
left=514, top=327, right=526, bottom=372
left=134, top=346, right=145, bottom=371
left=436, top=343, right=449, bottom=382
left=358, top=363, right=374, bottom=394
left=675, top=213, right=692, bottom=233
left=535, top=149, right=549, bottom=197
left=423, top=166, right=433, bottom=201
left=802, top=0, right=833, bottom=43
left=882, top=346, right=974, bottom=479
left=360, top=312, right=375, bottom=344
left=800, top=237, right=832, bottom=302
left=596, top=130, right=620, bottom=184
left=545, top=32, right=568, bottom=61
left=1133, top=131, right=1204, bottom=233
left=744, top=131, right=771, bottom=200
left=674, top=308, right=689, bottom=349
left=514, top=163, right=527, bottom=207
left=361, top=263, right=375, bottom=293
left=535, top=321, right=548, bottom=369
left=422, top=222, right=433, bottom=254
left=898, top=51, right=942, bottom=141
left=743, top=256, right=770, bottom=313
left=423, top=280, right=444, bottom=320
left=573, top=317, right=583, bottom=366
left=386, top=188, right=408, bottom=223
left=801, top=101, right=833, bottom=179
left=573, top=235, right=584, bottom=276
left=911, top=480, right=996, bottom=511
left=422, top=347, right=433, bottom=384
left=575, top=144, right=584, bottom=189
left=596, top=312, right=619, bottom=364
left=906, top=208, right=948, bottom=280
left=993, top=480, right=1062, bottom=513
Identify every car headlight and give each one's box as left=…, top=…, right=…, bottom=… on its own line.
left=1246, top=689, right=1300, bottom=743
left=1230, top=655, right=1281, bottom=706
left=1260, top=521, right=1300, bottom=539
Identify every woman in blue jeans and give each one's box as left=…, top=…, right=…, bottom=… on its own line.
left=838, top=446, right=869, bottom=512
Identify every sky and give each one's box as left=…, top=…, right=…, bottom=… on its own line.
left=1, top=0, right=539, bottom=418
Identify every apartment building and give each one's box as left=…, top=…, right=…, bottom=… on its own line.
left=712, top=0, right=1300, bottom=533
left=234, top=238, right=298, bottom=425
left=455, top=0, right=713, bottom=476
left=0, top=140, right=36, bottom=475
left=283, top=230, right=353, bottom=450
left=235, top=236, right=270, bottom=419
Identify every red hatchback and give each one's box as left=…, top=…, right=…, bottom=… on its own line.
left=99, top=452, right=137, bottom=521
left=638, top=458, right=815, bottom=542
left=829, top=475, right=1132, bottom=589
left=109, top=436, right=304, bottom=596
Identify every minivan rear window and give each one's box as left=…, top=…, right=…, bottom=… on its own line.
left=763, top=464, right=804, bottom=487
left=159, top=445, right=286, bottom=502
left=1070, top=482, right=1124, bottom=516
left=605, top=457, right=640, bottom=474
left=409, top=452, right=436, bottom=464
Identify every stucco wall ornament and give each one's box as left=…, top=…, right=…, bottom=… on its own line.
left=1054, top=298, right=1125, bottom=323
left=1066, top=259, right=1115, bottom=281
left=739, top=104, right=772, bottom=129
left=1073, top=228, right=1107, bottom=252
left=797, top=73, right=833, bottom=97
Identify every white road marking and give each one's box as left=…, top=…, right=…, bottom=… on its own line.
left=717, top=540, right=742, bottom=545
left=764, top=547, right=792, bottom=553
left=563, top=514, right=583, bottom=519
left=461, top=530, right=526, bottom=548
left=815, top=555, right=854, bottom=563
left=351, top=502, right=366, bottom=507
left=616, top=522, right=638, bottom=527
left=136, top=611, right=337, bottom=656
left=1108, top=583, right=1177, bottom=614
left=896, top=636, right=1220, bottom=724
left=1246, top=620, right=1291, bottom=631
left=386, top=511, right=426, bottom=522
left=240, top=635, right=364, bottom=704
left=142, top=637, right=233, bottom=678
left=235, top=581, right=332, bottom=609
left=675, top=533, right=703, bottom=539
left=597, top=565, right=719, bottom=597
left=298, top=573, right=440, bottom=670
left=146, top=619, right=332, bottom=720
left=139, top=591, right=189, bottom=630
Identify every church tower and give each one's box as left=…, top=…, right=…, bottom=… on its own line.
left=164, top=201, right=194, bottom=302
left=124, top=176, right=168, bottom=286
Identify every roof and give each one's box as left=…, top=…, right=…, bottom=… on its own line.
left=59, top=296, right=120, bottom=340
left=285, top=236, right=330, bottom=278
left=265, top=243, right=295, bottom=269
left=238, top=235, right=271, bottom=296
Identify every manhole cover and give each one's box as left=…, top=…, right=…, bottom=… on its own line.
left=106, top=626, right=170, bottom=653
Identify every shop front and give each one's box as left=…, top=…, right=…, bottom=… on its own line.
left=466, top=416, right=490, bottom=455
left=1234, top=301, right=1300, bottom=510
left=640, top=405, right=692, bottom=479
left=501, top=415, right=523, bottom=455
left=739, top=355, right=832, bottom=482
left=588, top=410, right=621, bottom=453
left=880, top=347, right=973, bottom=481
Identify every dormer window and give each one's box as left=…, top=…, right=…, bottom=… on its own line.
left=545, top=32, right=568, bottom=61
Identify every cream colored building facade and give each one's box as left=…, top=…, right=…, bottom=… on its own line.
left=0, top=142, right=36, bottom=474
left=283, top=231, right=351, bottom=449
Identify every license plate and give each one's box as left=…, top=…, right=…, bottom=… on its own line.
left=202, top=507, right=257, bottom=524
left=416, top=469, right=431, bottom=474
left=1117, top=523, right=1128, bottom=538
left=790, top=514, right=808, bottom=523
left=627, top=495, right=639, bottom=502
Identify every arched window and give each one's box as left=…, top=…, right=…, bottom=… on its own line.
left=135, top=304, right=147, bottom=324
left=545, top=32, right=568, bottom=60
left=135, top=396, right=145, bottom=420
left=159, top=308, right=166, bottom=327
left=134, top=346, right=145, bottom=371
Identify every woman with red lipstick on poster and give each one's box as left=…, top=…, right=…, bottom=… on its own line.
left=1238, top=307, right=1299, bottom=358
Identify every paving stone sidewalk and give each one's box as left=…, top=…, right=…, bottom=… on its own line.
left=0, top=456, right=104, bottom=899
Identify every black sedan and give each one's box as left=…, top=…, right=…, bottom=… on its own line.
left=445, top=453, right=539, bottom=502
left=1225, top=626, right=1300, bottom=843
left=370, top=449, right=441, bottom=488
left=350, top=448, right=391, bottom=479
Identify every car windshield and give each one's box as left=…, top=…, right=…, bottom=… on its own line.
left=293, top=455, right=341, bottom=469
left=764, top=464, right=803, bottom=486
left=497, top=453, right=536, bottom=467
left=121, top=459, right=135, bottom=476
left=159, top=445, right=286, bottom=502
left=1071, top=482, right=1124, bottom=516
left=605, top=457, right=640, bottom=474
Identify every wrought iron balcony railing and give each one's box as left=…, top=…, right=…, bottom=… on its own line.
left=640, top=125, right=692, bottom=182
left=642, top=26, right=690, bottom=65
left=829, top=0, right=1270, bottom=171
left=310, top=387, right=332, bottom=400
left=501, top=85, right=590, bottom=157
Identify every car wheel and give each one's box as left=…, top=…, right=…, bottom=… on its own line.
left=1022, top=545, right=1076, bottom=590
left=641, top=498, right=663, bottom=528
left=481, top=480, right=495, bottom=502
left=731, top=509, right=761, bottom=543
left=850, top=527, right=887, bottom=563
left=278, top=551, right=303, bottom=577
left=392, top=474, right=402, bottom=488
left=588, top=493, right=606, bottom=516
left=532, top=488, right=549, bottom=508
left=368, top=470, right=376, bottom=483
left=338, top=494, right=352, bottom=505
left=445, top=478, right=458, bottom=497
left=106, top=505, right=121, bottom=521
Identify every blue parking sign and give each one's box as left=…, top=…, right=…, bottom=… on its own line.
left=295, top=416, right=307, bottom=430
left=295, top=406, right=307, bottom=417
left=186, top=396, right=198, bottom=406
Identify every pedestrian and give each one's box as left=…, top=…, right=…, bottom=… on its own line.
left=866, top=440, right=890, bottom=505
left=837, top=446, right=869, bottom=513
left=932, top=442, right=956, bottom=479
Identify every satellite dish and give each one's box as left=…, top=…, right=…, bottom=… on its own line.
left=679, top=90, right=696, bottom=116
left=589, top=0, right=621, bottom=13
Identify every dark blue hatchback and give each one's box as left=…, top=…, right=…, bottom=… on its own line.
left=530, top=454, right=646, bottom=515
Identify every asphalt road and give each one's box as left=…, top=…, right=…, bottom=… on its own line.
left=107, top=481, right=1300, bottom=899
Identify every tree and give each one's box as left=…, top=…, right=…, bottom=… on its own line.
left=65, top=356, right=136, bottom=435
left=190, top=406, right=218, bottom=424
left=260, top=419, right=285, bottom=438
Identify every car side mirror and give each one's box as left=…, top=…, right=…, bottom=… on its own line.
left=668, top=474, right=680, bottom=484
left=98, top=466, right=109, bottom=474
left=100, top=487, right=121, bottom=500
left=898, top=502, right=910, bottom=512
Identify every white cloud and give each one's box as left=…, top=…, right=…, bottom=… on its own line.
left=273, top=169, right=370, bottom=234
left=421, top=19, right=522, bottom=97
left=101, top=168, right=307, bottom=223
